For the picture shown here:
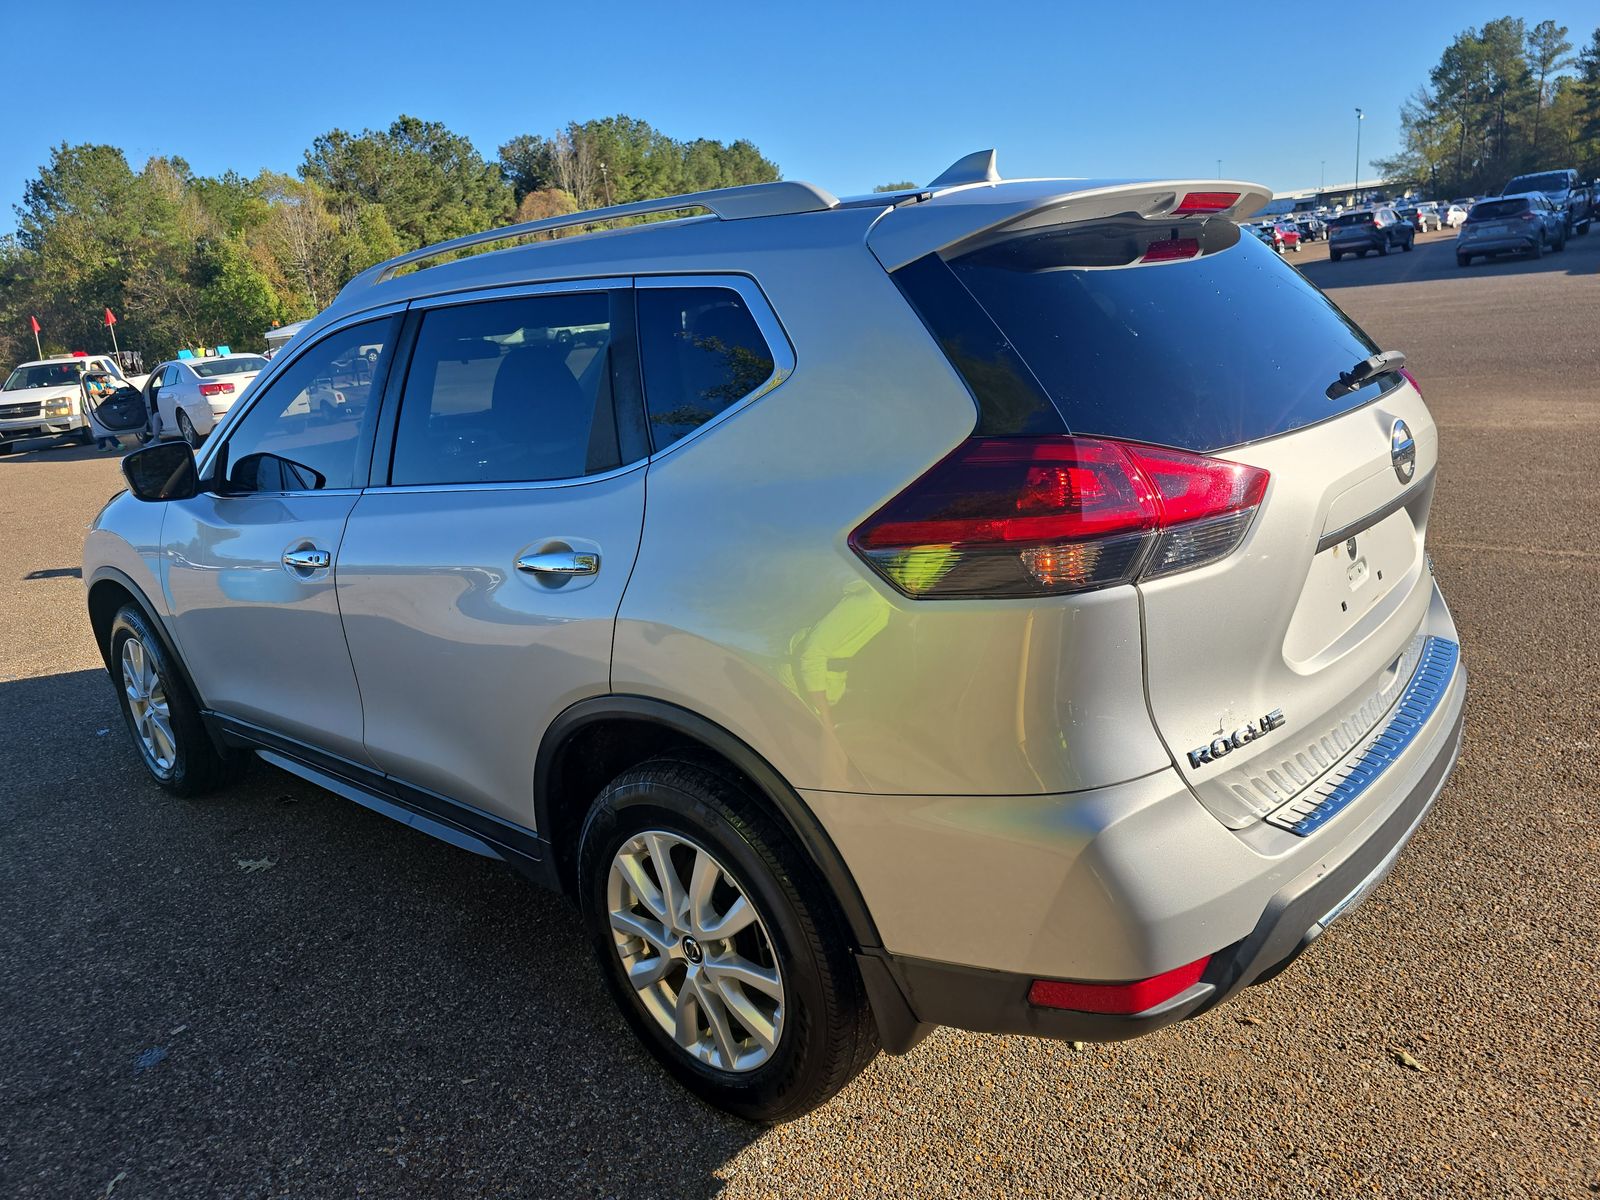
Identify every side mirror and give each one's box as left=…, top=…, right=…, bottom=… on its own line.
left=122, top=441, right=199, bottom=502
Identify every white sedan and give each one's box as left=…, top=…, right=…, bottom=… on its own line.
left=1445, top=204, right=1470, bottom=229
left=148, top=355, right=268, bottom=445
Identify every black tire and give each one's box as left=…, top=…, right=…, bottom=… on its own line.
left=0, top=439, right=15, bottom=456
left=108, top=604, right=243, bottom=797
left=1330, top=251, right=1342, bottom=262
left=577, top=756, right=878, bottom=1122
left=1402, top=234, right=1413, bottom=252
left=176, top=410, right=201, bottom=448
left=75, top=425, right=95, bottom=445
left=1531, top=235, right=1544, bottom=260
left=1377, top=238, right=1389, bottom=256
left=1458, top=254, right=1471, bottom=267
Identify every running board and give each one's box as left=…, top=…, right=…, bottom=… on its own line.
left=257, top=750, right=507, bottom=861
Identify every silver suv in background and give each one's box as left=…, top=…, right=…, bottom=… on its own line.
left=1501, top=168, right=1592, bottom=237
left=1457, top=193, right=1568, bottom=265
left=1328, top=206, right=1416, bottom=260
left=84, top=153, right=1466, bottom=1121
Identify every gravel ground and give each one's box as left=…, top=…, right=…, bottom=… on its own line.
left=1, top=228, right=1597, bottom=1199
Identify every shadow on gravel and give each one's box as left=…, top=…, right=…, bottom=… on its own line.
left=0, top=667, right=762, bottom=1198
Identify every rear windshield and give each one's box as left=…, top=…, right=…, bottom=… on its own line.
left=1469, top=198, right=1529, bottom=220
left=1330, top=212, right=1375, bottom=226
left=1505, top=172, right=1570, bottom=194
left=895, top=215, right=1398, bottom=453
left=193, top=356, right=268, bottom=377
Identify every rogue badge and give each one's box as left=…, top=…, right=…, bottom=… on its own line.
left=1187, top=709, right=1286, bottom=770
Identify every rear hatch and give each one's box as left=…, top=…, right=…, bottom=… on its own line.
left=895, top=196, right=1438, bottom=828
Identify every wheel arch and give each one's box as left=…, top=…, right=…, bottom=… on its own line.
left=87, top=567, right=212, bottom=720
left=535, top=695, right=883, bottom=955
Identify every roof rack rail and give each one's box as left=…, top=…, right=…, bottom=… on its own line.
left=340, top=179, right=839, bottom=295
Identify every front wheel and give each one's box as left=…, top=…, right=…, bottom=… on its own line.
left=1531, top=236, right=1544, bottom=259
left=578, top=757, right=878, bottom=1122
left=1377, top=239, right=1389, bottom=256
left=1402, top=235, right=1414, bottom=252
left=108, top=605, right=244, bottom=796
left=1330, top=251, right=1342, bottom=262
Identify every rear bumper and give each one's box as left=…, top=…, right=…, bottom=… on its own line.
left=1330, top=236, right=1382, bottom=252
left=825, top=581, right=1467, bottom=1045
left=1458, top=234, right=1538, bottom=255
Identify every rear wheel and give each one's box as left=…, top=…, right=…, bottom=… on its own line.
left=1402, top=234, right=1413, bottom=251
left=1330, top=251, right=1342, bottom=262
left=176, top=410, right=201, bottom=448
left=1531, top=235, right=1544, bottom=259
left=1458, top=254, right=1471, bottom=267
left=108, top=604, right=243, bottom=796
left=578, top=757, right=878, bottom=1122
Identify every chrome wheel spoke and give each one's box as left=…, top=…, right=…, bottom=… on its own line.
left=701, top=894, right=755, bottom=940
left=695, top=979, right=741, bottom=1067
left=609, top=908, right=672, bottom=955
left=148, top=709, right=176, bottom=766
left=605, top=828, right=786, bottom=1073
left=704, top=955, right=783, bottom=1000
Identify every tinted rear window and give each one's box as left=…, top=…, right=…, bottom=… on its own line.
left=1506, top=172, right=1570, bottom=193
left=897, top=216, right=1398, bottom=453
left=1470, top=198, right=1529, bottom=220
left=193, top=356, right=268, bottom=377
left=1330, top=212, right=1374, bottom=227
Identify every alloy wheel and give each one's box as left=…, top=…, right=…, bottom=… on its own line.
left=606, top=830, right=786, bottom=1072
left=121, top=636, right=176, bottom=772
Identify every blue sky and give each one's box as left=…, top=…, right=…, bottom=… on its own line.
left=4, top=0, right=1595, bottom=222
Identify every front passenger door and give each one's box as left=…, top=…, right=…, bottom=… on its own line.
left=162, top=315, right=400, bottom=763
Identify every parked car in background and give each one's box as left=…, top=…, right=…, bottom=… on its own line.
left=1410, top=203, right=1443, bottom=232
left=1457, top=193, right=1567, bottom=266
left=1328, top=207, right=1415, bottom=260
left=1246, top=222, right=1283, bottom=252
left=1501, top=169, right=1592, bottom=237
left=1292, top=213, right=1327, bottom=241
left=1272, top=221, right=1302, bottom=252
left=1444, top=204, right=1470, bottom=229
left=84, top=157, right=1467, bottom=1122
left=147, top=354, right=270, bottom=446
left=0, top=354, right=128, bottom=452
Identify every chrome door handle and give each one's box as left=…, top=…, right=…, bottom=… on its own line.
left=516, top=550, right=599, bottom=577
left=282, top=547, right=332, bottom=570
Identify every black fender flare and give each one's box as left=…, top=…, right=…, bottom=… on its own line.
left=535, top=695, right=883, bottom=955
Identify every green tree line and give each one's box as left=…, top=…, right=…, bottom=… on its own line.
left=1374, top=18, right=1600, bottom=196
left=0, top=115, right=778, bottom=370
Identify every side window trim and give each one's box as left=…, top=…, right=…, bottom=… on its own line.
left=634, top=273, right=795, bottom=460
left=367, top=278, right=650, bottom=493
left=193, top=302, right=409, bottom=484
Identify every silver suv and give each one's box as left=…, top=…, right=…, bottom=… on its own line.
left=84, top=152, right=1467, bottom=1121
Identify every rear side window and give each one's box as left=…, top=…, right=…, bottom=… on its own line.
left=636, top=287, right=776, bottom=450
left=1470, top=199, right=1529, bottom=220
left=391, top=292, right=625, bottom=486
left=896, top=216, right=1398, bottom=454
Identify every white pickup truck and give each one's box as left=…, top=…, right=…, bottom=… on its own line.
left=0, top=355, right=145, bottom=453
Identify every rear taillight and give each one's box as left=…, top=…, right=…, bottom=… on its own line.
left=198, top=382, right=235, bottom=397
left=1519, top=212, right=1537, bottom=223
left=1141, top=237, right=1200, bottom=263
left=1172, top=191, right=1239, bottom=215
left=1028, top=956, right=1211, bottom=1015
left=849, top=437, right=1269, bottom=599
left=1399, top=367, right=1422, bottom=396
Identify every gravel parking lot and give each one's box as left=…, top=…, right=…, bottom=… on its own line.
left=2, top=228, right=1597, bottom=1199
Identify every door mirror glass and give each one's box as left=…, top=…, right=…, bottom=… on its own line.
left=122, top=440, right=198, bottom=502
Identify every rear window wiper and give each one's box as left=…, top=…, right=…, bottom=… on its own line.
left=1326, top=350, right=1406, bottom=400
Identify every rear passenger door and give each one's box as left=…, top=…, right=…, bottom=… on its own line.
left=335, top=282, right=650, bottom=829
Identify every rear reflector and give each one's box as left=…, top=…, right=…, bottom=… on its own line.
left=1141, top=237, right=1200, bottom=263
left=849, top=437, right=1268, bottom=599
left=1172, top=191, right=1239, bottom=215
left=1028, top=956, right=1210, bottom=1015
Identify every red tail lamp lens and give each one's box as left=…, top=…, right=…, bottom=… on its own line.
left=1141, top=237, right=1201, bottom=263
left=1028, top=956, right=1211, bottom=1015
left=198, top=382, right=235, bottom=397
left=849, top=437, right=1269, bottom=599
left=1172, top=191, right=1240, bottom=215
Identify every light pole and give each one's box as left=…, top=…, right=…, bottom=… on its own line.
left=1321, top=160, right=1326, bottom=190
left=1354, top=108, right=1365, bottom=203
left=1216, top=158, right=1222, bottom=180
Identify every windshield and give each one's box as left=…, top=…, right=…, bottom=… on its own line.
left=3, top=363, right=80, bottom=391
left=1506, top=172, right=1569, bottom=194
left=192, top=356, right=268, bottom=377
left=1470, top=198, right=1530, bottom=220
left=903, top=215, right=1394, bottom=453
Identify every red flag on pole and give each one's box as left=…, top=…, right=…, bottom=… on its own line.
left=30, top=315, right=40, bottom=333
left=104, top=307, right=117, bottom=327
